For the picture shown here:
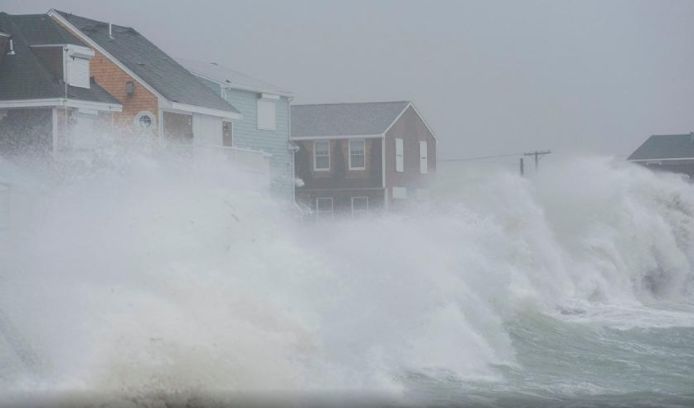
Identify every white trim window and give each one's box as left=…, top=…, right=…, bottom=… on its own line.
left=351, top=196, right=369, bottom=216
left=395, top=138, right=404, bottom=172
left=313, top=140, right=330, bottom=171
left=419, top=140, right=428, bottom=174
left=316, top=197, right=334, bottom=218
left=349, top=139, right=366, bottom=170
left=257, top=98, right=276, bottom=130
left=134, top=111, right=156, bottom=130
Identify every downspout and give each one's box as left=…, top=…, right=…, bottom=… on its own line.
left=288, top=96, right=295, bottom=204
left=61, top=46, right=69, bottom=155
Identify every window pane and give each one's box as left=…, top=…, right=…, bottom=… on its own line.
left=351, top=196, right=369, bottom=216
left=316, top=198, right=333, bottom=218
left=223, top=121, right=233, bottom=146
left=316, top=141, right=329, bottom=154
left=350, top=140, right=365, bottom=169
left=314, top=141, right=330, bottom=170
left=316, top=156, right=329, bottom=169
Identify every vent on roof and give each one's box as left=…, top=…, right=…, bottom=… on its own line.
left=6, top=39, right=15, bottom=56
left=108, top=22, right=113, bottom=39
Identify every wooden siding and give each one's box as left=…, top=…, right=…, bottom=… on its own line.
left=295, top=138, right=383, bottom=190
left=296, top=188, right=385, bottom=215
left=384, top=106, right=437, bottom=203
left=198, top=78, right=293, bottom=201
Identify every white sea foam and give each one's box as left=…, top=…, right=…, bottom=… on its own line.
left=0, top=148, right=693, bottom=397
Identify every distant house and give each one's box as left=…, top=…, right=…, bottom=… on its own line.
left=0, top=12, right=121, bottom=155
left=291, top=101, right=437, bottom=216
left=628, top=133, right=694, bottom=178
left=179, top=59, right=294, bottom=200
left=47, top=10, right=243, bottom=147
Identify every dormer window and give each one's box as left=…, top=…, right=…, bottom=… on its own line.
left=64, top=45, right=95, bottom=89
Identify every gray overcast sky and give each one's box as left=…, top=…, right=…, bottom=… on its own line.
left=4, top=0, right=693, bottom=159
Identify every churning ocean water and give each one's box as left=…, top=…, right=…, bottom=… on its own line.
left=0, top=149, right=692, bottom=407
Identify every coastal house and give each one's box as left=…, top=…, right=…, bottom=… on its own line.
left=0, top=12, right=121, bottom=155
left=628, top=133, right=694, bottom=178
left=291, top=101, right=437, bottom=216
left=179, top=59, right=294, bottom=200
left=46, top=10, right=246, bottom=150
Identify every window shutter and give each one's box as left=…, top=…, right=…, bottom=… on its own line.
left=257, top=99, right=277, bottom=130
left=419, top=141, right=428, bottom=174
left=395, top=138, right=404, bottom=172
left=67, top=57, right=90, bottom=88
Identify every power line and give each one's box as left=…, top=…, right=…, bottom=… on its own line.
left=439, top=152, right=525, bottom=162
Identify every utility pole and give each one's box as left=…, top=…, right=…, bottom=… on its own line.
left=519, top=157, right=524, bottom=176
left=524, top=150, right=551, bottom=171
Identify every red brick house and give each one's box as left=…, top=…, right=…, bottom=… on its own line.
left=291, top=101, right=437, bottom=216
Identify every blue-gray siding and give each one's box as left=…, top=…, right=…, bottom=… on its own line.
left=198, top=77, right=294, bottom=201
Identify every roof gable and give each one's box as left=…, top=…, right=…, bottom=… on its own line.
left=53, top=10, right=239, bottom=115
left=629, top=133, right=694, bottom=161
left=291, top=101, right=410, bottom=139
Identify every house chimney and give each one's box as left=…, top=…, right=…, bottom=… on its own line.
left=108, top=23, right=113, bottom=39
left=6, top=38, right=15, bottom=56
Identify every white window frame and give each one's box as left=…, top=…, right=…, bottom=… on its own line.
left=348, top=139, right=366, bottom=170
left=257, top=97, right=277, bottom=130
left=351, top=196, right=369, bottom=216
left=395, top=138, right=404, bottom=172
left=134, top=111, right=157, bottom=130
left=313, top=140, right=331, bottom=171
left=419, top=140, right=428, bottom=174
left=315, top=197, right=334, bottom=218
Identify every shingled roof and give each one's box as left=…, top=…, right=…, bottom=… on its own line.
left=52, top=10, right=239, bottom=115
left=178, top=58, right=291, bottom=97
left=628, top=133, right=694, bottom=161
left=291, top=101, right=411, bottom=139
left=0, top=12, right=120, bottom=105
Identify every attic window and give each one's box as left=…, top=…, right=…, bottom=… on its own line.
left=134, top=111, right=156, bottom=130
left=63, top=45, right=94, bottom=89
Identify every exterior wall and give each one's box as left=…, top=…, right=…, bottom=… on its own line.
left=384, top=106, right=437, bottom=206
left=294, top=138, right=384, bottom=215
left=296, top=188, right=385, bottom=216
left=0, top=108, right=53, bottom=155
left=198, top=78, right=293, bottom=201
left=637, top=161, right=694, bottom=179
left=294, top=138, right=383, bottom=189
left=88, top=49, right=159, bottom=130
